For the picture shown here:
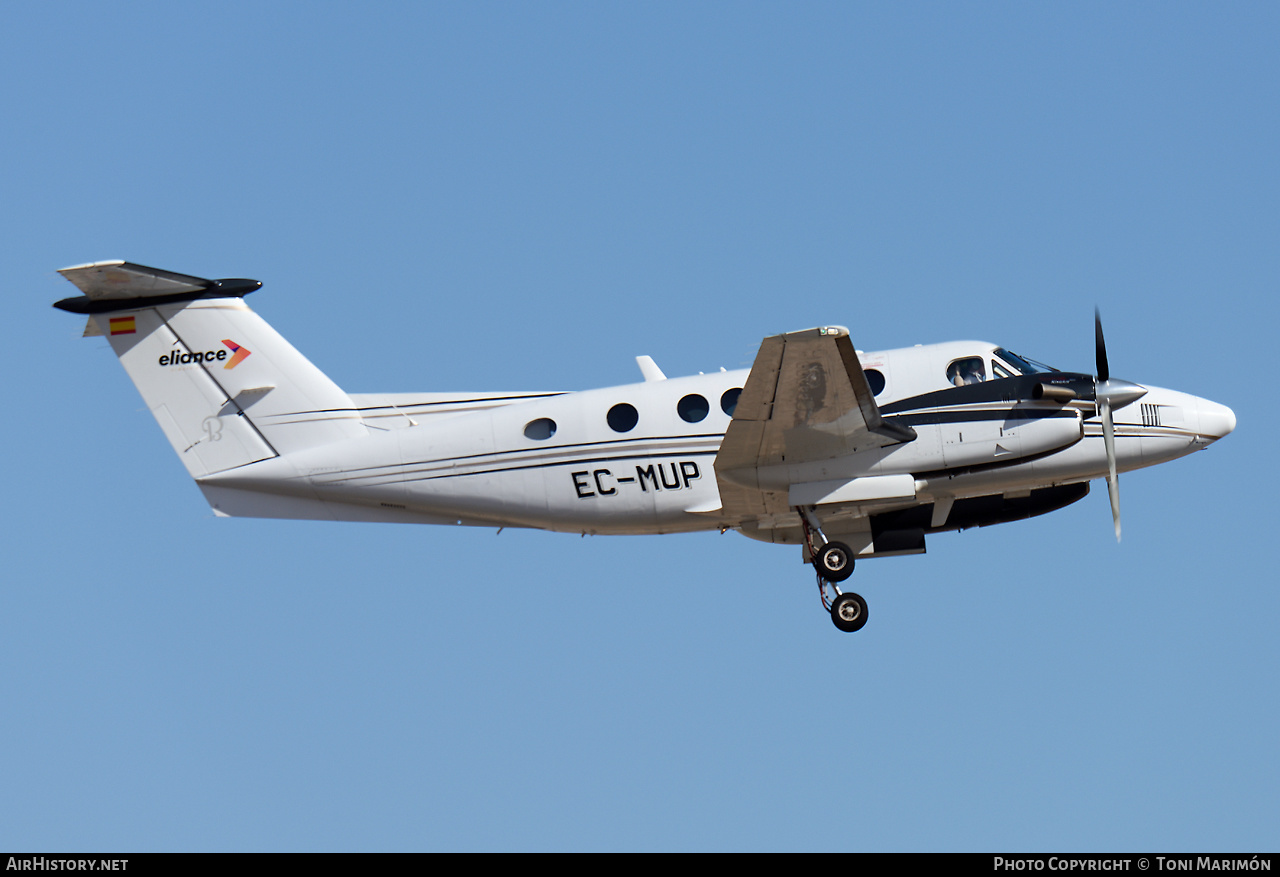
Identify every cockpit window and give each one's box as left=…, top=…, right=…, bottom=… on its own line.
left=994, top=348, right=1058, bottom=375
left=946, top=357, right=987, bottom=387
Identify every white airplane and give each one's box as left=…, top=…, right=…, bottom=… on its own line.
left=55, top=260, right=1236, bottom=632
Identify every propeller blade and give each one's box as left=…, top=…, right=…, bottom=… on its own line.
left=1093, top=308, right=1136, bottom=541
left=1100, top=395, right=1121, bottom=542
left=1094, top=307, right=1110, bottom=383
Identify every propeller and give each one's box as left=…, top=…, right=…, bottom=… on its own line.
left=1093, top=309, right=1147, bottom=541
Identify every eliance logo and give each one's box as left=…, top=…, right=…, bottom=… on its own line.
left=158, top=339, right=252, bottom=370
left=221, top=339, right=250, bottom=369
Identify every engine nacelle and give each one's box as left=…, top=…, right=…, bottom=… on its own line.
left=937, top=407, right=1082, bottom=469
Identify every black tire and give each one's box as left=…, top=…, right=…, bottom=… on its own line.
left=830, top=592, right=869, bottom=633
left=816, top=541, right=854, bottom=583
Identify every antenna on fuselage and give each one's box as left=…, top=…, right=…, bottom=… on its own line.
left=636, top=355, right=667, bottom=382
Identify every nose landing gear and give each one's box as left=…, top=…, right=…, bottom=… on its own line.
left=799, top=507, right=869, bottom=633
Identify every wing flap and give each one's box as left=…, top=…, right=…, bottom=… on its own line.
left=788, top=474, right=917, bottom=507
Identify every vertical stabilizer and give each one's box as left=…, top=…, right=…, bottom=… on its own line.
left=56, top=262, right=366, bottom=479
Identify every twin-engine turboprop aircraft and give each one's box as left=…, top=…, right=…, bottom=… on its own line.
left=55, top=261, right=1236, bottom=632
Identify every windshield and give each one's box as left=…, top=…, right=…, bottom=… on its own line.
left=993, top=348, right=1058, bottom=375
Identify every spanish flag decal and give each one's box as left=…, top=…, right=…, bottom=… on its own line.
left=222, top=339, right=251, bottom=369
left=109, top=316, right=136, bottom=335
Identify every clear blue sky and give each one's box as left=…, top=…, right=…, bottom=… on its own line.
left=3, top=2, right=1276, bottom=851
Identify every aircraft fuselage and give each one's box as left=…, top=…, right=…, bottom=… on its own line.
left=199, top=340, right=1234, bottom=548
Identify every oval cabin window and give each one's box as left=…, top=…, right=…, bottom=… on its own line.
left=607, top=403, right=639, bottom=433
left=524, top=418, right=557, bottom=440
left=677, top=394, right=709, bottom=423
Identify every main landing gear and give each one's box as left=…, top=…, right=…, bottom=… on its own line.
left=799, top=508, right=869, bottom=633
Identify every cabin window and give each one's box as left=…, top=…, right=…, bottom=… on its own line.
left=946, top=357, right=986, bottom=387
left=524, top=418, right=557, bottom=440
left=864, top=369, right=886, bottom=396
left=721, top=387, right=742, bottom=416
left=607, top=402, right=639, bottom=433
left=677, top=393, right=709, bottom=423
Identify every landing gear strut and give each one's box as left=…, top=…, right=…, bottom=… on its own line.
left=799, top=507, right=869, bottom=633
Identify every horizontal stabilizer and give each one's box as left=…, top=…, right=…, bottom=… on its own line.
left=54, top=261, right=261, bottom=314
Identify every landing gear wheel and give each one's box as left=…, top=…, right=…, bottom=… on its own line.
left=816, top=541, right=854, bottom=583
left=830, top=592, right=869, bottom=633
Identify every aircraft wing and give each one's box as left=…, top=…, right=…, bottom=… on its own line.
left=713, top=326, right=916, bottom=521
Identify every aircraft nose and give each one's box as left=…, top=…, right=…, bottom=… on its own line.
left=1196, top=398, right=1236, bottom=442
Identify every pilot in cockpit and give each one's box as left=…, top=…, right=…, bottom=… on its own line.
left=947, top=357, right=987, bottom=387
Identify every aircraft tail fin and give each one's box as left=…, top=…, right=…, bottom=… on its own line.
left=56, top=261, right=366, bottom=479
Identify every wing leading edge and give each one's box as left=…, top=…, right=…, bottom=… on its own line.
left=713, top=326, right=916, bottom=521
